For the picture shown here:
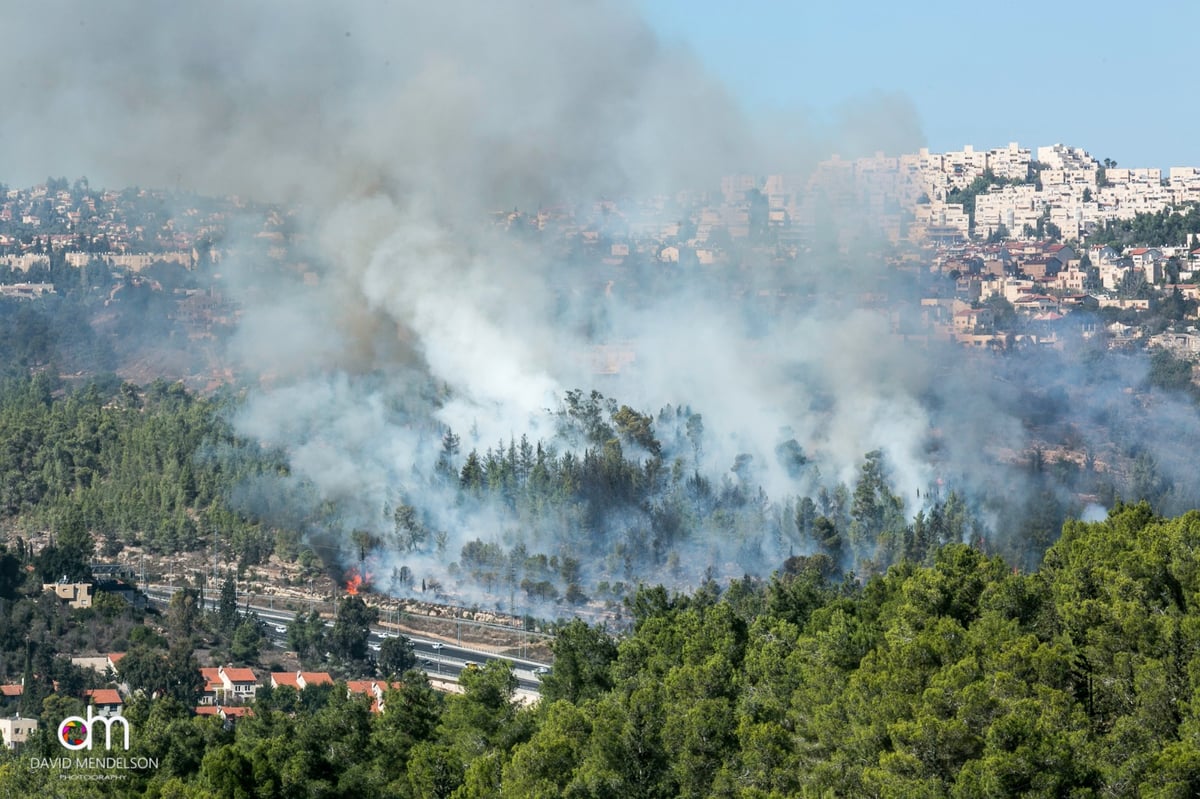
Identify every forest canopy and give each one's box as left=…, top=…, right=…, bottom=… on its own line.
left=4, top=503, right=1200, bottom=797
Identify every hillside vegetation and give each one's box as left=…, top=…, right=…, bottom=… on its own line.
left=5, top=503, right=1200, bottom=797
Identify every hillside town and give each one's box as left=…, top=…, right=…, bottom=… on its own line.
left=3, top=142, right=1200, bottom=374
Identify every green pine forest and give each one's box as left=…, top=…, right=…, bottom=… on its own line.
left=3, top=504, right=1200, bottom=796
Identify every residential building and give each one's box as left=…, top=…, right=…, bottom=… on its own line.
left=43, top=581, right=92, bottom=609
left=1149, top=330, right=1200, bottom=358
left=219, top=667, right=258, bottom=702
left=270, top=671, right=333, bottom=690
left=84, top=688, right=124, bottom=718
left=0, top=715, right=37, bottom=750
left=953, top=307, right=995, bottom=334
left=200, top=666, right=259, bottom=705
left=194, top=705, right=254, bottom=721
left=347, top=680, right=393, bottom=714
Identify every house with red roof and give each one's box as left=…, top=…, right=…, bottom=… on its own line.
left=200, top=666, right=259, bottom=705
left=1013, top=294, right=1061, bottom=314
left=193, top=705, right=254, bottom=721
left=84, top=688, right=124, bottom=717
left=1045, top=243, right=1077, bottom=263
left=346, top=680, right=402, bottom=714
left=218, top=706, right=253, bottom=720
left=218, top=666, right=258, bottom=702
left=953, top=307, right=994, bottom=334
left=200, top=668, right=223, bottom=706
left=1128, top=247, right=1162, bottom=264
left=270, top=671, right=333, bottom=690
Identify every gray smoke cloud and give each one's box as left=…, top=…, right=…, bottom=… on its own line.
left=25, top=2, right=1188, bottom=608
left=2, top=1, right=755, bottom=202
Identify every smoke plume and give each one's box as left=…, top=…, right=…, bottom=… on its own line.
left=7, top=2, right=1194, bottom=615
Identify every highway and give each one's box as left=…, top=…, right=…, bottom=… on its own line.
left=141, top=586, right=549, bottom=693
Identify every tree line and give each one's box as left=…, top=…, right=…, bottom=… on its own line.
left=5, top=503, right=1200, bottom=796
left=0, top=369, right=290, bottom=573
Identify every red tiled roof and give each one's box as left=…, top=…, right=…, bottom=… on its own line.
left=108, top=653, right=125, bottom=665
left=85, top=688, right=123, bottom=706
left=194, top=706, right=220, bottom=716
left=273, top=671, right=334, bottom=688
left=220, top=706, right=253, bottom=718
left=0, top=684, right=22, bottom=697
left=201, top=668, right=223, bottom=692
left=346, top=681, right=375, bottom=695
left=220, top=667, right=257, bottom=683
left=300, top=672, right=333, bottom=686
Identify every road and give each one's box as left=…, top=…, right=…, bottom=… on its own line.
left=141, top=586, right=549, bottom=693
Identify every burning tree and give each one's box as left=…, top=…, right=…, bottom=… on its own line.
left=344, top=566, right=373, bottom=596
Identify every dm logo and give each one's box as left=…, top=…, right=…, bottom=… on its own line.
left=57, top=707, right=131, bottom=751
left=59, top=719, right=88, bottom=747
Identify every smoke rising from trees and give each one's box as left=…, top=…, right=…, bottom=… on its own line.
left=4, top=3, right=1197, bottom=611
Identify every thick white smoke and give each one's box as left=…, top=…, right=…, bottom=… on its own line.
left=12, top=1, right=1075, bottom=606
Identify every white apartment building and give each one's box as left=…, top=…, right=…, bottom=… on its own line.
left=1106, top=167, right=1162, bottom=185
left=801, top=140, right=1200, bottom=244
left=913, top=201, right=970, bottom=240
left=987, top=142, right=1032, bottom=181
left=1037, top=144, right=1098, bottom=174
left=942, top=145, right=991, bottom=189
left=974, top=184, right=1047, bottom=238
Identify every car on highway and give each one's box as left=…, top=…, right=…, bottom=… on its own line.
left=430, top=642, right=443, bottom=651
left=533, top=666, right=550, bottom=676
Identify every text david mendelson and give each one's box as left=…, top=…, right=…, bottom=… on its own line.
left=30, top=756, right=160, bottom=770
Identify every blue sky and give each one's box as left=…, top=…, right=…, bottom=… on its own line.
left=639, top=1, right=1198, bottom=170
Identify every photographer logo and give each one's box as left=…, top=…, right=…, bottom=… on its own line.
left=57, top=707, right=130, bottom=751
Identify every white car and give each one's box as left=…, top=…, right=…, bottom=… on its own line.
left=533, top=666, right=550, bottom=676
left=430, top=642, right=443, bottom=651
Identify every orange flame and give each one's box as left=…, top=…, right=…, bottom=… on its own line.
left=344, top=568, right=372, bottom=595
